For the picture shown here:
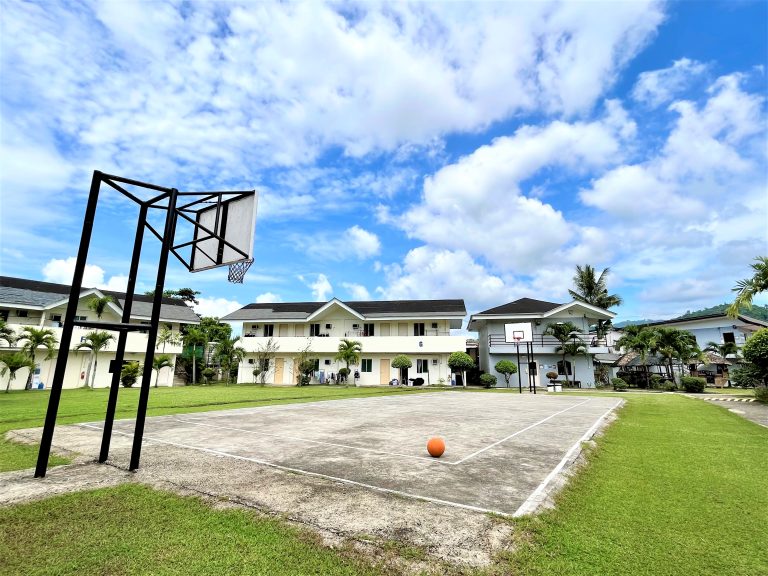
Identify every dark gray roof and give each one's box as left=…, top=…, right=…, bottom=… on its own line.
left=643, top=313, right=768, bottom=328
left=0, top=277, right=199, bottom=323
left=475, top=298, right=561, bottom=316
left=222, top=299, right=467, bottom=321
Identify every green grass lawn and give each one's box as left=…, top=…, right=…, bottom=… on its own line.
left=703, top=387, right=755, bottom=395
left=1, top=388, right=766, bottom=575
left=0, top=384, right=434, bottom=472
left=0, top=484, right=388, bottom=576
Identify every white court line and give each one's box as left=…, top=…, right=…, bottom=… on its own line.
left=171, top=417, right=454, bottom=465
left=512, top=399, right=624, bottom=517
left=78, top=423, right=508, bottom=517
left=452, top=398, right=592, bottom=465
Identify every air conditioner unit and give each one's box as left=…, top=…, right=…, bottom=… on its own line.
left=352, top=324, right=360, bottom=329
left=431, top=322, right=438, bottom=329
left=432, top=359, right=438, bottom=365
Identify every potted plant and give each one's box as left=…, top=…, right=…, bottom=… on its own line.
left=546, top=371, right=559, bottom=392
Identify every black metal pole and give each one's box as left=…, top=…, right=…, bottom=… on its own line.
left=516, top=342, right=522, bottom=394
left=529, top=342, right=536, bottom=394
left=99, top=203, right=147, bottom=463
left=35, top=171, right=103, bottom=478
left=130, top=189, right=178, bottom=471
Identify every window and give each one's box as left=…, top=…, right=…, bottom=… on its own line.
left=310, top=323, right=321, bottom=336
left=431, top=322, right=438, bottom=329
left=0, top=310, right=7, bottom=322
left=324, top=359, right=331, bottom=365
left=557, top=360, right=572, bottom=376
left=722, top=332, right=735, bottom=344
left=16, top=310, right=28, bottom=318
left=361, top=359, right=372, bottom=372
left=261, top=358, right=270, bottom=372
left=416, top=359, right=429, bottom=373
left=363, top=323, right=375, bottom=336
left=263, top=324, right=274, bottom=337
left=325, top=323, right=333, bottom=330
left=313, top=359, right=320, bottom=370
left=413, top=323, right=425, bottom=336
left=75, top=315, right=88, bottom=322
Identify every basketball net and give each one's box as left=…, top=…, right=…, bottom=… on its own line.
left=228, top=259, right=253, bottom=283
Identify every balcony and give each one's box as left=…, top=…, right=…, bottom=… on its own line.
left=239, top=335, right=467, bottom=355
left=488, top=334, right=611, bottom=354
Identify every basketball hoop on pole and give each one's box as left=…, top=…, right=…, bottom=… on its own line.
left=34, top=170, right=259, bottom=479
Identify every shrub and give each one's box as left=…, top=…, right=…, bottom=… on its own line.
left=680, top=376, right=706, bottom=393
left=730, top=364, right=763, bottom=388
left=663, top=381, right=677, bottom=392
left=612, top=377, right=627, bottom=391
left=201, top=367, right=216, bottom=384
left=545, top=371, right=558, bottom=381
left=480, top=373, right=497, bottom=388
left=120, top=362, right=141, bottom=388
left=754, top=386, right=768, bottom=404
left=743, top=328, right=768, bottom=370
left=650, top=374, right=664, bottom=389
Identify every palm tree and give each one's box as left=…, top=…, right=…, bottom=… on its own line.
left=555, top=340, right=587, bottom=387
left=728, top=256, right=768, bottom=318
left=334, top=339, right=362, bottom=374
left=615, top=326, right=659, bottom=387
left=1, top=352, right=36, bottom=392
left=17, top=327, right=58, bottom=390
left=569, top=265, right=623, bottom=338
left=87, top=295, right=115, bottom=319
left=654, top=328, right=692, bottom=380
left=213, top=336, right=246, bottom=384
left=545, top=322, right=581, bottom=386
left=183, top=327, right=207, bottom=385
left=155, top=326, right=180, bottom=353
left=74, top=330, right=115, bottom=388
left=0, top=320, right=16, bottom=347
left=704, top=340, right=740, bottom=360
left=152, top=354, right=173, bottom=388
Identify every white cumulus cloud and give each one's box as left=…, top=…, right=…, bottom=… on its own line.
left=42, top=257, right=128, bottom=292
left=194, top=297, right=243, bottom=318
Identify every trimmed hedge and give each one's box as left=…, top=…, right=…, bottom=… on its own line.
left=680, top=376, right=706, bottom=393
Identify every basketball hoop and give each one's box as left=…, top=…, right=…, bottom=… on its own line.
left=228, top=259, right=253, bottom=283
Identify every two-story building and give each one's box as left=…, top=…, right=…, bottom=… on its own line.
left=0, top=276, right=200, bottom=390
left=468, top=298, right=615, bottom=389
left=220, top=298, right=467, bottom=386
left=642, top=313, right=767, bottom=350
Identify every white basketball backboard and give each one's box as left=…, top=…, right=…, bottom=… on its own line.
left=190, top=192, right=258, bottom=272
left=504, top=322, right=533, bottom=343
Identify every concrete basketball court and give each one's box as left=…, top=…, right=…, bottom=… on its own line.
left=78, top=391, right=622, bottom=516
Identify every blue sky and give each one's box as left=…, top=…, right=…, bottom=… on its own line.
left=1, top=0, right=766, bottom=325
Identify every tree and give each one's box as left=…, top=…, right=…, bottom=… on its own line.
left=728, top=257, right=768, bottom=318
left=1, top=352, right=35, bottom=393
left=447, top=351, right=474, bottom=388
left=392, top=354, right=412, bottom=386
left=615, top=325, right=658, bottom=387
left=155, top=326, right=180, bottom=353
left=555, top=340, right=587, bottom=387
left=742, top=328, right=768, bottom=385
left=494, top=360, right=518, bottom=386
left=703, top=341, right=740, bottom=360
left=545, top=322, right=581, bottom=386
left=0, top=320, right=16, bottom=347
left=293, top=341, right=316, bottom=386
left=213, top=336, right=245, bottom=384
left=199, top=317, right=232, bottom=365
left=254, top=337, right=280, bottom=385
left=152, top=354, right=173, bottom=388
left=120, top=361, right=141, bottom=388
left=654, top=328, right=697, bottom=380
left=182, top=327, right=207, bottom=385
left=569, top=264, right=623, bottom=338
left=335, top=339, right=362, bottom=374
left=87, top=295, right=115, bottom=319
left=145, top=288, right=200, bottom=306
left=74, top=330, right=115, bottom=389
left=17, top=327, right=58, bottom=390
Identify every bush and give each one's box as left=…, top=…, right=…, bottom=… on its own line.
left=120, top=362, right=141, bottom=388
left=680, top=376, right=706, bottom=393
left=480, top=373, right=497, bottom=388
left=201, top=367, right=216, bottom=384
left=612, top=377, right=627, bottom=391
left=545, top=371, right=558, bottom=381
left=754, top=386, right=768, bottom=404
left=743, top=328, right=768, bottom=371
left=650, top=374, right=664, bottom=390
left=663, top=381, right=677, bottom=392
left=730, top=363, right=763, bottom=388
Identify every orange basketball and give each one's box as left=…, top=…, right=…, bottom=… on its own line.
left=427, top=437, right=445, bottom=458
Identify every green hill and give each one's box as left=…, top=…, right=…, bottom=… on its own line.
left=676, top=304, right=768, bottom=321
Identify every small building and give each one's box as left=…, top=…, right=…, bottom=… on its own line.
left=0, top=276, right=199, bottom=390
left=468, top=298, right=615, bottom=389
left=220, top=298, right=467, bottom=386
left=642, top=313, right=767, bottom=350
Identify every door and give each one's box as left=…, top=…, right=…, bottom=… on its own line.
left=274, top=358, right=284, bottom=384
left=398, top=323, right=407, bottom=336
left=279, top=324, right=290, bottom=337
left=380, top=358, right=390, bottom=385
left=380, top=323, right=390, bottom=336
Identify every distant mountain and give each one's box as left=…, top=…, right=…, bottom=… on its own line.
left=613, top=319, right=663, bottom=328
left=676, top=304, right=768, bottom=321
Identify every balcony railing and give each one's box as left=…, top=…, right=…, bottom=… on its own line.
left=489, top=334, right=608, bottom=348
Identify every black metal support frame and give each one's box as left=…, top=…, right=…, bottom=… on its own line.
left=34, top=170, right=255, bottom=478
